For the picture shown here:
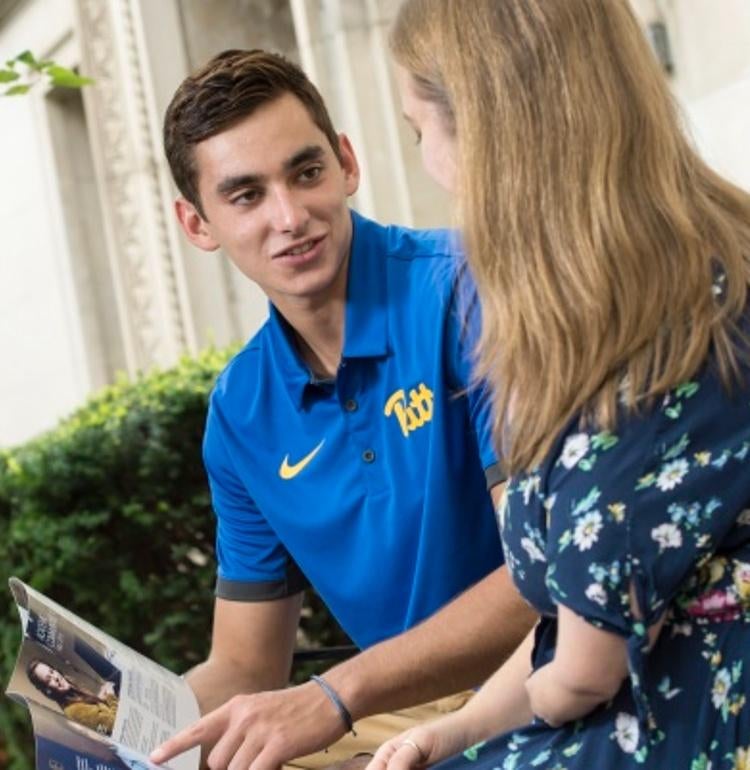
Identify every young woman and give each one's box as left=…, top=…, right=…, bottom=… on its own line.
left=370, top=1, right=750, bottom=768
left=27, top=659, right=119, bottom=736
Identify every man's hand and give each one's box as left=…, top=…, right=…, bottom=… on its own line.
left=150, top=680, right=346, bottom=770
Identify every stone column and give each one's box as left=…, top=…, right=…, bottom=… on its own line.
left=290, top=0, right=451, bottom=229
left=72, top=0, right=196, bottom=374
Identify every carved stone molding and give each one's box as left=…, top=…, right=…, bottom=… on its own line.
left=73, top=0, right=191, bottom=373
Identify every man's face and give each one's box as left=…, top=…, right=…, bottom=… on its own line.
left=177, top=93, right=360, bottom=311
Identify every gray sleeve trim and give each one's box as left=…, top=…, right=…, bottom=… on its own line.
left=484, top=462, right=506, bottom=490
left=215, top=560, right=310, bottom=602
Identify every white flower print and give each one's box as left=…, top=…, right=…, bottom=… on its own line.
left=656, top=458, right=690, bottom=491
left=612, top=712, right=640, bottom=753
left=521, top=537, right=546, bottom=563
left=573, top=511, right=603, bottom=551
left=585, top=583, right=608, bottom=607
left=560, top=433, right=590, bottom=469
left=520, top=474, right=541, bottom=505
left=495, top=492, right=508, bottom=534
left=711, top=668, right=732, bottom=709
left=651, top=522, right=683, bottom=552
left=738, top=509, right=750, bottom=526
left=670, top=622, right=693, bottom=638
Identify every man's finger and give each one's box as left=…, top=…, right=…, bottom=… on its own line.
left=150, top=708, right=227, bottom=764
left=248, top=743, right=286, bottom=770
left=207, top=727, right=258, bottom=770
left=223, top=734, right=267, bottom=770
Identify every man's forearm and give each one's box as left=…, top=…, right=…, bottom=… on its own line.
left=152, top=570, right=533, bottom=770
left=186, top=656, right=289, bottom=715
left=184, top=592, right=303, bottom=716
left=325, top=566, right=537, bottom=721
left=438, top=627, right=535, bottom=745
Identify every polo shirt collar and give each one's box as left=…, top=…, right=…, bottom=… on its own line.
left=267, top=210, right=389, bottom=409
left=267, top=306, right=312, bottom=408
left=342, top=209, right=389, bottom=359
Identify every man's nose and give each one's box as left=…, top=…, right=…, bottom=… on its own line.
left=268, top=187, right=310, bottom=234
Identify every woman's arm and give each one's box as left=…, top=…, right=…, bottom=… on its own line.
left=453, top=624, right=535, bottom=740
left=525, top=605, right=627, bottom=726
left=366, top=626, right=536, bottom=770
left=526, top=593, right=665, bottom=727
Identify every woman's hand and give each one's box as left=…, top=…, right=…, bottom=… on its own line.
left=365, top=714, right=473, bottom=770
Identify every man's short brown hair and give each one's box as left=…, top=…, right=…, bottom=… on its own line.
left=163, top=49, right=342, bottom=218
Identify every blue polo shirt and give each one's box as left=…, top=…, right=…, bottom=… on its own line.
left=203, top=211, right=503, bottom=649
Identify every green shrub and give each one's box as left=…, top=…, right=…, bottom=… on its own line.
left=0, top=347, right=350, bottom=770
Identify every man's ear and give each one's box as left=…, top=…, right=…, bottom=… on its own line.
left=174, top=197, right=220, bottom=252
left=337, top=134, right=360, bottom=197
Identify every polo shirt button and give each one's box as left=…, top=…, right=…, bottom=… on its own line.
left=362, top=448, right=376, bottom=463
left=344, top=399, right=358, bottom=412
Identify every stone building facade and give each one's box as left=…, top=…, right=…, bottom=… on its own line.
left=0, top=0, right=748, bottom=446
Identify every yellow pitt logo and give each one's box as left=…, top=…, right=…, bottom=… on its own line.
left=279, top=439, right=325, bottom=480
left=384, top=383, right=434, bottom=438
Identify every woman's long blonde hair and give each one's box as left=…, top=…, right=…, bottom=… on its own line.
left=391, top=0, right=750, bottom=474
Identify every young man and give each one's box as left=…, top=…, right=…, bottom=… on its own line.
left=152, top=50, right=534, bottom=770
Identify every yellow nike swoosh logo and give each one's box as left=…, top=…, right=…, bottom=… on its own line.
left=279, top=439, right=325, bottom=480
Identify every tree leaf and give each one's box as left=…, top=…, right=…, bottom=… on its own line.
left=0, top=69, right=19, bottom=82
left=16, top=50, right=42, bottom=70
left=47, top=65, right=94, bottom=88
left=4, top=84, right=31, bottom=96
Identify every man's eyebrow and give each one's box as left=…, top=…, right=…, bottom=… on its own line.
left=284, top=145, right=325, bottom=171
left=216, top=174, right=262, bottom=197
left=215, top=146, right=327, bottom=197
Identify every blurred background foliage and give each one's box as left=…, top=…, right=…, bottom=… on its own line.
left=0, top=346, right=350, bottom=770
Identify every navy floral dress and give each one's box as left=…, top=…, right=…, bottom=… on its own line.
left=438, top=362, right=750, bottom=769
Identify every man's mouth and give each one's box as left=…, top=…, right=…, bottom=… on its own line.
left=273, top=235, right=325, bottom=261
left=284, top=240, right=317, bottom=256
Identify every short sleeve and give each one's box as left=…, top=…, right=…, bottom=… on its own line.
left=203, top=397, right=309, bottom=601
left=544, top=370, right=750, bottom=634
left=444, top=266, right=502, bottom=485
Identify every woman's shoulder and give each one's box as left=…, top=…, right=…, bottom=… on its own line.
left=536, top=356, right=749, bottom=501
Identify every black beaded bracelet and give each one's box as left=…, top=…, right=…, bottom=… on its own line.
left=310, top=674, right=357, bottom=736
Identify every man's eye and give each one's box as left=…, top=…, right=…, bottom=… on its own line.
left=231, top=190, right=261, bottom=205
left=298, top=165, right=323, bottom=183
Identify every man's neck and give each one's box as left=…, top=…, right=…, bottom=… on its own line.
left=272, top=258, right=349, bottom=381
left=289, top=302, right=344, bottom=380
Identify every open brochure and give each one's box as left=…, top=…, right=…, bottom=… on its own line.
left=5, top=578, right=200, bottom=770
